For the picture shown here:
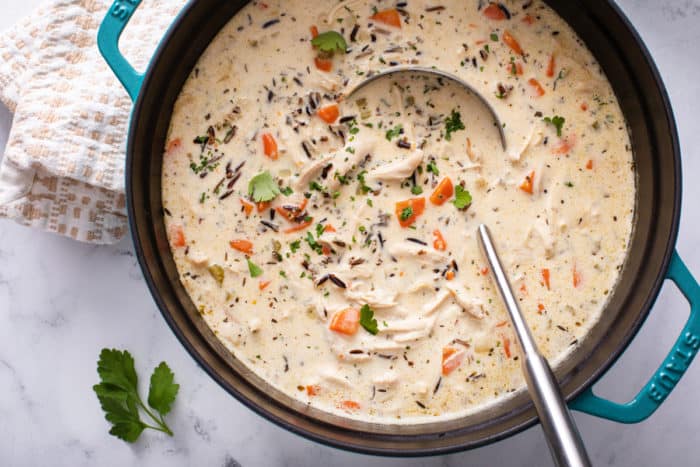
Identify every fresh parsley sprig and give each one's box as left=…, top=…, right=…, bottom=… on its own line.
left=93, top=349, right=179, bottom=442
left=248, top=171, right=281, bottom=202
left=452, top=185, right=472, bottom=210
left=444, top=109, right=465, bottom=141
left=360, top=304, right=378, bottom=335
left=311, top=31, right=347, bottom=54
left=543, top=115, right=565, bottom=137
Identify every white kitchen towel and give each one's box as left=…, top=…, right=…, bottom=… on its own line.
left=0, top=0, right=183, bottom=243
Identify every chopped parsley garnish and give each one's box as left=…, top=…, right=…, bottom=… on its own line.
left=426, top=161, right=440, bottom=176
left=335, top=172, right=350, bottom=185
left=310, top=30, right=347, bottom=54
left=385, top=125, right=403, bottom=141
left=305, top=231, right=323, bottom=254
left=359, top=304, right=379, bottom=335
left=357, top=170, right=372, bottom=194
left=444, top=109, right=465, bottom=141
left=400, top=206, right=414, bottom=221
left=452, top=185, right=472, bottom=209
left=248, top=171, right=280, bottom=202
left=411, top=185, right=423, bottom=195
left=280, top=186, right=294, bottom=195
left=289, top=240, right=301, bottom=253
left=193, top=135, right=208, bottom=145
left=315, top=223, right=326, bottom=237
left=247, top=259, right=263, bottom=278
left=347, top=119, right=360, bottom=135
left=490, top=32, right=499, bottom=41
left=309, top=180, right=325, bottom=191
left=543, top=115, right=566, bottom=137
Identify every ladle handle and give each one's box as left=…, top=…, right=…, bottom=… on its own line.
left=478, top=225, right=591, bottom=467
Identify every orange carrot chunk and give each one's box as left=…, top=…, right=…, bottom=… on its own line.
left=256, top=201, right=271, bottom=213
left=230, top=239, right=254, bottom=255
left=542, top=268, right=551, bottom=290
left=258, top=280, right=271, bottom=290
left=586, top=159, right=594, bottom=170
left=546, top=53, right=556, bottom=77
left=429, top=177, right=454, bottom=205
left=306, top=384, right=320, bottom=396
left=528, top=78, right=545, bottom=97
left=240, top=198, right=254, bottom=217
left=522, top=13, right=535, bottom=25
left=445, top=270, right=455, bottom=281
left=395, top=197, right=426, bottom=228
left=483, top=3, right=507, bottom=20
left=310, top=25, right=319, bottom=39
left=323, top=224, right=336, bottom=233
left=339, top=400, right=361, bottom=410
left=370, top=8, right=402, bottom=27
left=283, top=217, right=314, bottom=234
left=503, top=336, right=512, bottom=358
left=329, top=307, right=360, bottom=335
left=503, top=30, right=523, bottom=55
left=552, top=136, right=575, bottom=155
left=519, top=171, right=535, bottom=194
left=261, top=133, right=278, bottom=159
left=441, top=347, right=463, bottom=375
left=317, top=104, right=340, bottom=124
left=433, top=229, right=447, bottom=251
left=314, top=57, right=332, bottom=72
left=169, top=224, right=186, bottom=248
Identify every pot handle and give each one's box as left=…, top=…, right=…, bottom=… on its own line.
left=97, top=0, right=144, bottom=102
left=570, top=250, right=700, bottom=423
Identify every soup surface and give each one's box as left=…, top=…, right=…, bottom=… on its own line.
left=162, top=0, right=635, bottom=423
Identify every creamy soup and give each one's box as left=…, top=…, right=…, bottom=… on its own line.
left=162, top=0, right=635, bottom=423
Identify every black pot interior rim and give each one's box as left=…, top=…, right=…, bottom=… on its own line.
left=124, top=0, right=682, bottom=457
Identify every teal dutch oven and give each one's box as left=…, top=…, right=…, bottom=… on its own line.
left=96, top=0, right=700, bottom=456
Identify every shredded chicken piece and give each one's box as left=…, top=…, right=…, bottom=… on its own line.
left=524, top=217, right=556, bottom=259
left=293, top=155, right=334, bottom=190
left=422, top=288, right=451, bottom=316
left=366, top=150, right=423, bottom=182
left=509, top=126, right=544, bottom=162
left=444, top=283, right=485, bottom=319
left=326, top=139, right=374, bottom=192
left=345, top=283, right=398, bottom=308
left=386, top=241, right=449, bottom=264
left=185, top=249, right=209, bottom=267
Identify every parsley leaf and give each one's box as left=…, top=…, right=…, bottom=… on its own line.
left=247, top=259, right=263, bottom=277
left=280, top=186, right=294, bottom=196
left=357, top=170, right=372, bottom=194
left=289, top=240, right=301, bottom=253
left=305, top=231, right=323, bottom=254
left=426, top=161, right=440, bottom=176
left=411, top=185, right=423, bottom=195
left=248, top=171, right=280, bottom=202
left=385, top=125, right=403, bottom=141
left=444, top=109, right=466, bottom=141
left=311, top=30, right=347, bottom=54
left=452, top=185, right=472, bottom=209
left=93, top=349, right=178, bottom=442
left=359, top=304, right=379, bottom=335
left=543, top=115, right=565, bottom=137
left=400, top=206, right=414, bottom=221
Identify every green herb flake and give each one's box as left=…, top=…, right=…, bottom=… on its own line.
left=280, top=186, right=294, bottom=196
left=452, top=185, right=472, bottom=209
left=385, top=125, right=403, bottom=141
left=411, top=185, right=423, bottom=195
left=207, top=264, right=225, bottom=286
left=289, top=240, right=301, bottom=253
left=490, top=33, right=499, bottom=41
left=360, top=304, right=379, bottom=335
left=247, top=259, right=263, bottom=278
left=543, top=115, right=566, bottom=137
left=444, top=109, right=465, bottom=141
left=400, top=206, right=414, bottom=221
left=310, top=30, right=347, bottom=54
left=426, top=161, right=440, bottom=176
left=248, top=171, right=281, bottom=202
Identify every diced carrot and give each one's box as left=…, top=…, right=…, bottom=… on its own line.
left=537, top=303, right=545, bottom=314
left=573, top=265, right=582, bottom=288
left=283, top=217, right=314, bottom=233
left=306, top=384, right=320, bottom=396
left=445, top=270, right=455, bottom=281
left=483, top=3, right=507, bottom=20
left=442, top=347, right=463, bottom=375
left=503, top=336, right=512, bottom=358
left=165, top=138, right=182, bottom=155
left=509, top=61, right=524, bottom=75
left=522, top=13, right=535, bottom=25
left=323, top=224, right=336, bottom=233
left=546, top=53, right=556, bottom=77
left=339, top=400, right=361, bottom=410
left=261, top=133, right=278, bottom=159
left=429, top=177, right=454, bottom=205
left=321, top=244, right=332, bottom=256
left=317, top=104, right=339, bottom=124
left=433, top=229, right=447, bottom=251
left=314, top=57, right=333, bottom=72
left=503, top=30, right=523, bottom=55
left=256, top=201, right=271, bottom=212
left=542, top=268, right=551, bottom=290
left=519, top=171, right=535, bottom=194
left=552, top=136, right=575, bottom=155
left=586, top=159, right=594, bottom=170
left=481, top=267, right=489, bottom=276
left=528, top=78, right=545, bottom=97
left=169, top=224, right=186, bottom=248
left=475, top=39, right=487, bottom=46
left=329, top=307, right=360, bottom=335
left=310, top=25, right=318, bottom=39
left=395, top=197, right=426, bottom=228
left=240, top=198, right=254, bottom=217
left=258, top=280, right=271, bottom=290
left=496, top=320, right=508, bottom=327
left=370, top=8, right=401, bottom=28
left=520, top=283, right=528, bottom=295
left=275, top=198, right=307, bottom=222
left=230, top=239, right=254, bottom=254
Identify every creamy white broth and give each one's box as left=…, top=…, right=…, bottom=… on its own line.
left=162, top=0, right=635, bottom=423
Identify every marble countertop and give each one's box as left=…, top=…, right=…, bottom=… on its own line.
left=1, top=0, right=699, bottom=465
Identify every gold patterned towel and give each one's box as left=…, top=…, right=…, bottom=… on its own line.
left=0, top=0, right=182, bottom=243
